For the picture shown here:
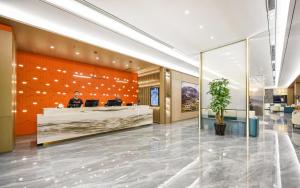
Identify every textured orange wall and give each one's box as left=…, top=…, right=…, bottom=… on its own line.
left=16, top=51, right=138, bottom=136
left=0, top=23, right=12, bottom=32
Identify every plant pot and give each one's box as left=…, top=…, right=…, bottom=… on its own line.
left=214, top=123, right=227, bottom=136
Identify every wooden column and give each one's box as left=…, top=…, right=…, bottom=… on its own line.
left=0, top=24, right=16, bottom=153
left=159, top=68, right=171, bottom=124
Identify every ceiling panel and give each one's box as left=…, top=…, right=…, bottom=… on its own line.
left=87, top=0, right=268, bottom=58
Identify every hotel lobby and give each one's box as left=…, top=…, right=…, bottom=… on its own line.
left=1, top=0, right=300, bottom=187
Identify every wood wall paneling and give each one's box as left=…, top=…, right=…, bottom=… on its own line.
left=0, top=24, right=15, bottom=153
left=287, top=88, right=294, bottom=105
left=138, top=72, right=160, bottom=122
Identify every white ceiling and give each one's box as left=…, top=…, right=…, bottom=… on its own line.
left=0, top=0, right=278, bottom=85
left=86, top=0, right=268, bottom=59
left=0, top=0, right=198, bottom=77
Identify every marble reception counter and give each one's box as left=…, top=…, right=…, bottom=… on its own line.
left=37, top=105, right=153, bottom=145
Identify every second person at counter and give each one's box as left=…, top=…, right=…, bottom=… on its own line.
left=67, top=91, right=124, bottom=107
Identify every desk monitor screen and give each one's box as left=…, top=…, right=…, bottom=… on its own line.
left=106, top=100, right=122, bottom=106
left=85, top=100, right=99, bottom=107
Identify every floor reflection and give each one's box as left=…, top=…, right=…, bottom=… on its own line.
left=263, top=110, right=300, bottom=159
left=202, top=118, right=246, bottom=137
left=0, top=113, right=299, bottom=187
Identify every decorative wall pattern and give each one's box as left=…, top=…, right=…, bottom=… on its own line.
left=264, top=89, right=273, bottom=103
left=16, top=51, right=138, bottom=136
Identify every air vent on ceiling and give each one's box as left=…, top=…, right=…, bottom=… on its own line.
left=271, top=45, right=276, bottom=61
left=272, top=63, right=275, bottom=71
left=268, top=0, right=276, bottom=11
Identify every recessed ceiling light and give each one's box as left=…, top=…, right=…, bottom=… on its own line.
left=96, top=56, right=99, bottom=60
left=50, top=45, right=55, bottom=49
left=112, top=60, right=116, bottom=64
left=199, top=25, right=203, bottom=29
left=210, top=36, right=214, bottom=40
left=184, top=10, right=190, bottom=15
left=125, top=64, right=129, bottom=67
left=75, top=51, right=80, bottom=55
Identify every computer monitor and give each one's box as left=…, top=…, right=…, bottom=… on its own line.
left=106, top=100, right=122, bottom=106
left=85, top=100, right=99, bottom=107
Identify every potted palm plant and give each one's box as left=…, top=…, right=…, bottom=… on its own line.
left=207, top=78, right=231, bottom=135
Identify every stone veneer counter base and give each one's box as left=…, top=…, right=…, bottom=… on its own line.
left=37, top=106, right=153, bottom=145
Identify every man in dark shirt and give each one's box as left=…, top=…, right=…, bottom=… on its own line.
left=115, top=94, right=123, bottom=106
left=67, top=91, right=83, bottom=108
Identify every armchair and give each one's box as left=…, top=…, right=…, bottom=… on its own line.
left=292, top=111, right=300, bottom=129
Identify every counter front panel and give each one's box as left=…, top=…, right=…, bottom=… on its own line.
left=37, top=105, right=153, bottom=144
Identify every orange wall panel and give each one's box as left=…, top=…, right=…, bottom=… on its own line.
left=0, top=23, right=12, bottom=32
left=16, top=51, right=138, bottom=136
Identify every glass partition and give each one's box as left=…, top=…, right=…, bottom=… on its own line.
left=249, top=32, right=272, bottom=118
left=200, top=41, right=248, bottom=136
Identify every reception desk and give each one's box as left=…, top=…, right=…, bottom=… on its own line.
left=37, top=105, right=153, bottom=145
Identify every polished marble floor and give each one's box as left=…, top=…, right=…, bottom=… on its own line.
left=263, top=111, right=300, bottom=160
left=262, top=111, right=300, bottom=188
left=0, top=112, right=300, bottom=188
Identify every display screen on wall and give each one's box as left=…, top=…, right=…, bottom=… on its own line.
left=181, top=82, right=199, bottom=112
left=150, top=87, right=159, bottom=106
left=273, top=95, right=287, bottom=103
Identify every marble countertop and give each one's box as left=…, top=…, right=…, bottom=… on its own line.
left=41, top=105, right=151, bottom=116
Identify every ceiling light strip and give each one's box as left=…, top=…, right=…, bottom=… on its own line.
left=42, top=0, right=199, bottom=67
left=76, top=0, right=174, bottom=49
left=275, top=0, right=291, bottom=86
left=279, top=0, right=297, bottom=87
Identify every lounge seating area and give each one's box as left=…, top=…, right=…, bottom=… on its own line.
left=265, top=103, right=286, bottom=112
left=264, top=103, right=296, bottom=113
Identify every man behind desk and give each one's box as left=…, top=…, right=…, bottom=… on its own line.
left=67, top=91, right=83, bottom=108
left=115, top=94, right=123, bottom=105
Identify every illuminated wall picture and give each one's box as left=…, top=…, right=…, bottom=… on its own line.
left=181, top=82, right=199, bottom=112
left=150, top=87, right=159, bottom=106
